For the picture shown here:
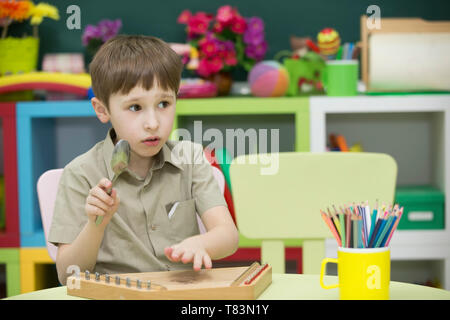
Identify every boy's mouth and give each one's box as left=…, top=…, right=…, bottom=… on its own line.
left=143, top=136, right=160, bottom=146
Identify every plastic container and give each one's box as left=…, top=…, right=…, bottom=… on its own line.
left=395, top=186, right=445, bottom=230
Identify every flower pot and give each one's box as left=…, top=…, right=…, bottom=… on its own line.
left=0, top=37, right=39, bottom=76
left=206, top=71, right=233, bottom=96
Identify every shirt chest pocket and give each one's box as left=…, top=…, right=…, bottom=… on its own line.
left=165, top=199, right=200, bottom=240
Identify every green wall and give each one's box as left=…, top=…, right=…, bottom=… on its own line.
left=7, top=0, right=450, bottom=79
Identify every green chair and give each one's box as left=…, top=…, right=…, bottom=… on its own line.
left=229, top=152, right=397, bottom=274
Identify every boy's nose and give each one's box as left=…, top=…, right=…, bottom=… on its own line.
left=144, top=115, right=159, bottom=131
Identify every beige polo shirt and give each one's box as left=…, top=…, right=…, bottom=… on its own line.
left=48, top=128, right=228, bottom=275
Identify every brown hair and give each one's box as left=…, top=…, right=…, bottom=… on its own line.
left=89, top=35, right=183, bottom=108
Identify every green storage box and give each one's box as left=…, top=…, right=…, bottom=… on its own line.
left=395, top=186, right=445, bottom=230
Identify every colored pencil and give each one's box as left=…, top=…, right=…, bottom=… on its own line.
left=375, top=215, right=387, bottom=243
left=369, top=200, right=378, bottom=241
left=326, top=209, right=339, bottom=238
left=375, top=215, right=395, bottom=248
left=380, top=215, right=397, bottom=247
left=360, top=204, right=367, bottom=247
left=338, top=206, right=346, bottom=247
left=368, top=218, right=382, bottom=248
left=336, top=46, right=343, bottom=60
left=364, top=201, right=371, bottom=246
left=328, top=207, right=342, bottom=239
left=345, top=208, right=352, bottom=248
left=357, top=216, right=363, bottom=248
left=385, top=207, right=404, bottom=246
left=347, top=42, right=354, bottom=60
left=321, top=211, right=342, bottom=247
left=320, top=203, right=403, bottom=248
left=380, top=205, right=399, bottom=247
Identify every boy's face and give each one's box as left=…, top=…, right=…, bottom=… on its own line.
left=92, top=83, right=176, bottom=165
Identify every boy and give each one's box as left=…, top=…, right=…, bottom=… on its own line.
left=48, top=35, right=239, bottom=285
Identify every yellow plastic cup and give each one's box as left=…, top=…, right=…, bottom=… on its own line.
left=320, top=247, right=390, bottom=300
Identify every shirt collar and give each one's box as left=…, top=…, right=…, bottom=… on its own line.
left=102, top=128, right=183, bottom=181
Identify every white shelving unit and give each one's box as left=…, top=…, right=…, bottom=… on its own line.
left=309, top=95, right=450, bottom=289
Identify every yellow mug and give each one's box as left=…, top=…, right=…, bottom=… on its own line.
left=320, top=247, right=390, bottom=300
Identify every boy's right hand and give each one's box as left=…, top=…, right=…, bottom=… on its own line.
left=85, top=178, right=120, bottom=226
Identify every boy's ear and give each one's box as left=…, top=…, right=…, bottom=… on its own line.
left=91, top=97, right=110, bottom=123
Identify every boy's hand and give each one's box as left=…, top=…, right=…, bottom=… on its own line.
left=164, top=237, right=212, bottom=271
left=85, top=178, right=120, bottom=226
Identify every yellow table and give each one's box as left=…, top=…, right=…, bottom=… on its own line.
left=5, top=274, right=450, bottom=300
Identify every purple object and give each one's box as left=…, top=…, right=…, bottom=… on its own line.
left=82, top=19, right=122, bottom=46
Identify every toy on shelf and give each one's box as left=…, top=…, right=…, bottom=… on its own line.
left=42, top=53, right=85, bottom=74
left=317, top=27, right=341, bottom=59
left=277, top=36, right=326, bottom=96
left=328, top=134, right=363, bottom=152
left=248, top=61, right=289, bottom=97
left=0, top=72, right=91, bottom=97
left=42, top=53, right=86, bottom=100
left=178, top=78, right=218, bottom=98
left=290, top=36, right=320, bottom=58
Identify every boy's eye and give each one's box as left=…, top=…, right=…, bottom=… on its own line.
left=129, top=104, right=141, bottom=112
left=158, top=101, right=170, bottom=109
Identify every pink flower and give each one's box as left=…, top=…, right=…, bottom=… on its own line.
left=224, top=51, right=237, bottom=66
left=177, top=10, right=192, bottom=24
left=246, top=17, right=264, bottom=34
left=177, top=7, right=267, bottom=75
left=212, top=21, right=224, bottom=33
left=245, top=40, right=268, bottom=61
left=197, top=57, right=224, bottom=77
left=230, top=15, right=247, bottom=34
left=216, top=5, right=235, bottom=25
left=187, top=12, right=213, bottom=37
left=199, top=38, right=219, bottom=58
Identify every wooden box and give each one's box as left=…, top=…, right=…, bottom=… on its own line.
left=67, top=263, right=272, bottom=300
left=360, top=16, right=450, bottom=92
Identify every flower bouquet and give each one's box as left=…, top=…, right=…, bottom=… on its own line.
left=82, top=19, right=122, bottom=58
left=177, top=5, right=267, bottom=94
left=0, top=0, right=59, bottom=76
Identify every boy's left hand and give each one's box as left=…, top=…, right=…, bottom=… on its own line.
left=164, top=237, right=212, bottom=271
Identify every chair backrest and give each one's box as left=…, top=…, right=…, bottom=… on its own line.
left=229, top=152, right=397, bottom=273
left=37, top=166, right=226, bottom=261
left=37, top=168, right=63, bottom=262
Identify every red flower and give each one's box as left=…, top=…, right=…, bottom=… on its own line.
left=224, top=51, right=237, bottom=66
left=216, top=5, right=234, bottom=25
left=230, top=15, right=246, bottom=34
left=199, top=37, right=219, bottom=58
left=177, top=9, right=191, bottom=24
left=197, top=57, right=223, bottom=77
left=177, top=6, right=267, bottom=76
left=212, top=21, right=224, bottom=33
left=187, top=12, right=213, bottom=37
